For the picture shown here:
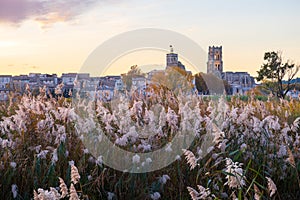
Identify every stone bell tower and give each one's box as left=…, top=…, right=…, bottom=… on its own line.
left=166, top=45, right=178, bottom=68
left=207, top=46, right=223, bottom=78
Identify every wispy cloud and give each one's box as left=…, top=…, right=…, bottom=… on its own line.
left=0, top=0, right=99, bottom=25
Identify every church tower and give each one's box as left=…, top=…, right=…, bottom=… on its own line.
left=166, top=45, right=178, bottom=68
left=166, top=45, right=186, bottom=70
left=207, top=46, right=223, bottom=78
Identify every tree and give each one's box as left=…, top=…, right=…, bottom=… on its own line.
left=151, top=67, right=194, bottom=95
left=223, top=80, right=233, bottom=95
left=256, top=51, right=299, bottom=99
left=194, top=72, right=228, bottom=95
left=194, top=72, right=208, bottom=94
left=121, top=65, right=145, bottom=91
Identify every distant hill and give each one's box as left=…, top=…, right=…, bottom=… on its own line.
left=282, top=78, right=300, bottom=84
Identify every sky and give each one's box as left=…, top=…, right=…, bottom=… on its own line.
left=0, top=0, right=299, bottom=76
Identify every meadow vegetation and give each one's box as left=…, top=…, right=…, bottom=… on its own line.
left=0, top=87, right=300, bottom=199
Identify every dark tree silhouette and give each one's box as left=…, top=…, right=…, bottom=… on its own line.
left=256, top=51, right=299, bottom=98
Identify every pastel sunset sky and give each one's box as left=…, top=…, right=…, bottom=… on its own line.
left=0, top=0, right=299, bottom=76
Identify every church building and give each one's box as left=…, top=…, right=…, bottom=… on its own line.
left=207, top=46, right=255, bottom=94
left=207, top=46, right=223, bottom=78
left=166, top=45, right=186, bottom=71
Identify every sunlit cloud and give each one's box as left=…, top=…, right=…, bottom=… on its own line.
left=0, top=0, right=100, bottom=25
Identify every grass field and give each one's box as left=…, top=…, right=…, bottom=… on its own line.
left=1, top=90, right=300, bottom=199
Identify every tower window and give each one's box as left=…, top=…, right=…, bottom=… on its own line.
left=214, top=64, right=221, bottom=71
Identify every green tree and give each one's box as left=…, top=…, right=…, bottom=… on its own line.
left=256, top=51, right=299, bottom=99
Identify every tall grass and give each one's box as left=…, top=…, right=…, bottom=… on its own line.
left=0, top=89, right=299, bottom=199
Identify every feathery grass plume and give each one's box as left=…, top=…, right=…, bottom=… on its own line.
left=3, top=86, right=300, bottom=199
left=11, top=184, right=18, bottom=198
left=58, top=177, right=68, bottom=198
left=36, top=188, right=61, bottom=200
left=230, top=192, right=238, bottom=200
left=266, top=177, right=277, bottom=198
left=132, top=154, right=140, bottom=164
left=71, top=165, right=81, bottom=184
left=187, top=186, right=200, bottom=200
left=69, top=184, right=79, bottom=200
left=224, top=158, right=246, bottom=189
left=197, top=185, right=212, bottom=199
left=187, top=185, right=213, bottom=200
left=158, top=174, right=170, bottom=185
left=50, top=187, right=61, bottom=199
left=150, top=192, right=161, bottom=200
left=287, top=147, right=296, bottom=168
left=107, top=192, right=115, bottom=200
left=254, top=184, right=261, bottom=200
left=33, top=190, right=39, bottom=200
left=37, top=189, right=46, bottom=200
left=182, top=149, right=197, bottom=170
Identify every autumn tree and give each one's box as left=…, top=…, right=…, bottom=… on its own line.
left=151, top=67, right=194, bottom=95
left=121, top=65, right=145, bottom=91
left=256, top=51, right=299, bottom=98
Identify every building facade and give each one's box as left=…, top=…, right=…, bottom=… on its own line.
left=206, top=46, right=255, bottom=95
left=223, top=72, right=255, bottom=94
left=0, top=75, right=12, bottom=101
left=0, top=75, right=12, bottom=89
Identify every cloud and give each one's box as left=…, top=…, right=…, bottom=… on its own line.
left=0, top=0, right=99, bottom=25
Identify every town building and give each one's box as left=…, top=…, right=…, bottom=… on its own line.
left=287, top=89, right=300, bottom=99
left=0, top=75, right=12, bottom=101
left=97, top=76, right=124, bottom=101
left=61, top=73, right=77, bottom=86
left=61, top=73, right=90, bottom=97
left=12, top=75, right=30, bottom=94
left=0, top=75, right=12, bottom=89
left=0, top=45, right=259, bottom=99
left=223, top=71, right=255, bottom=94
left=132, top=76, right=147, bottom=91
